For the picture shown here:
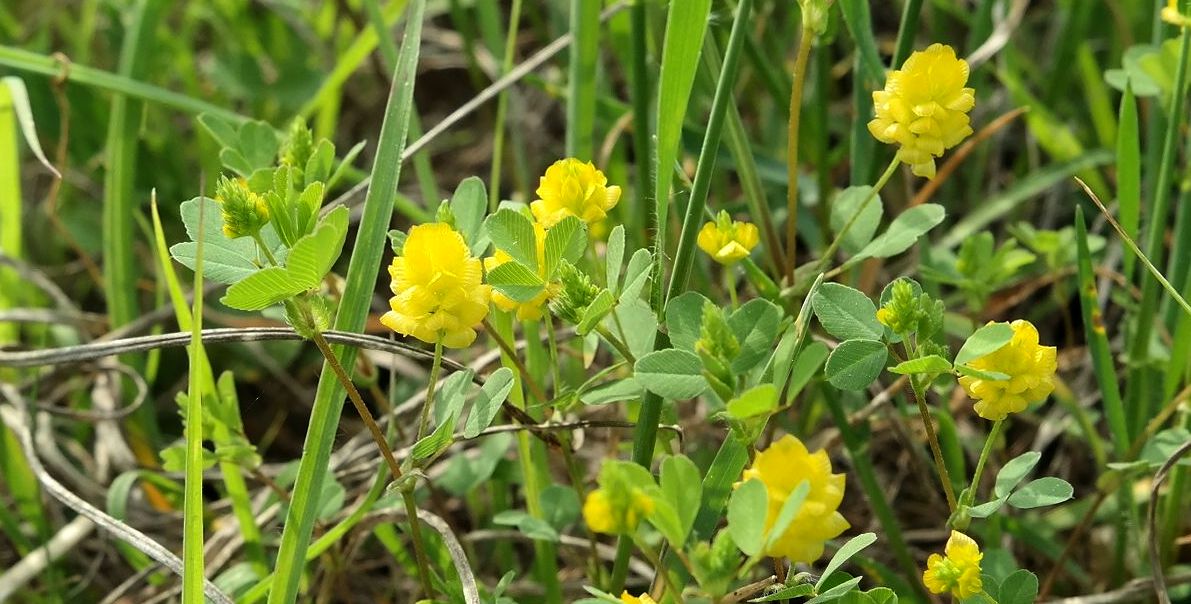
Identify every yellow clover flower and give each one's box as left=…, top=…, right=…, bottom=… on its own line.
left=959, top=320, right=1057, bottom=421
left=214, top=175, right=270, bottom=239
left=739, top=435, right=849, bottom=563
left=531, top=158, right=621, bottom=228
left=697, top=211, right=760, bottom=265
left=1164, top=0, right=1191, bottom=27
left=484, top=221, right=554, bottom=321
left=620, top=592, right=658, bottom=604
left=923, top=531, right=983, bottom=599
left=581, top=487, right=654, bottom=536
left=381, top=223, right=491, bottom=348
left=867, top=43, right=975, bottom=179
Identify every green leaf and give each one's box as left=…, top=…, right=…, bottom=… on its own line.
left=1006, top=477, right=1073, bottom=508
left=955, top=364, right=1011, bottom=381
left=766, top=481, right=809, bottom=551
left=995, top=452, right=1042, bottom=498
left=660, top=455, right=702, bottom=546
left=825, top=339, right=887, bottom=390
left=485, top=209, right=539, bottom=271
left=1, top=77, right=60, bottom=177
left=955, top=322, right=1013, bottom=365
left=451, top=177, right=488, bottom=255
left=853, top=204, right=946, bottom=262
left=170, top=197, right=283, bottom=285
left=620, top=248, right=653, bottom=303
left=486, top=262, right=545, bottom=302
left=616, top=299, right=659, bottom=360
left=812, top=283, right=883, bottom=341
left=493, top=510, right=559, bottom=542
left=665, top=291, right=710, bottom=351
left=727, top=478, right=767, bottom=556
left=197, top=113, right=240, bottom=149
left=726, top=384, right=779, bottom=420
left=580, top=377, right=643, bottom=405
left=464, top=368, right=514, bottom=438
left=606, top=225, right=626, bottom=293
left=889, top=355, right=952, bottom=375
left=806, top=577, right=864, bottom=604
left=577, top=289, right=615, bottom=336
left=543, top=216, right=586, bottom=278
left=816, top=533, right=878, bottom=591
left=831, top=186, right=884, bottom=254
left=221, top=267, right=305, bottom=312
left=540, top=485, right=581, bottom=530
left=967, top=497, right=1007, bottom=518
left=749, top=584, right=815, bottom=602
left=728, top=298, right=782, bottom=372
left=634, top=349, right=708, bottom=400
left=411, top=412, right=457, bottom=460
left=997, top=570, right=1039, bottom=604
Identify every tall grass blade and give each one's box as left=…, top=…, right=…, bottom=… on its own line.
left=566, top=0, right=600, bottom=159
left=182, top=192, right=206, bottom=604
left=267, top=1, right=426, bottom=601
left=1117, top=83, right=1140, bottom=281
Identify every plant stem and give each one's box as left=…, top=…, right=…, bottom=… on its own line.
left=815, top=156, right=899, bottom=274
left=637, top=539, right=683, bottom=603
left=784, top=28, right=813, bottom=283
left=596, top=325, right=637, bottom=364
left=907, top=378, right=959, bottom=512
left=965, top=419, right=1004, bottom=507
left=628, top=0, right=653, bottom=247
left=416, top=339, right=445, bottom=443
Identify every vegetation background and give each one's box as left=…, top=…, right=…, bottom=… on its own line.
left=0, top=0, right=1189, bottom=603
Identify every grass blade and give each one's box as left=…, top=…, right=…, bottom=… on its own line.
left=1117, top=83, right=1140, bottom=281
left=267, top=1, right=426, bottom=602
left=566, top=0, right=600, bottom=159
left=182, top=189, right=206, bottom=604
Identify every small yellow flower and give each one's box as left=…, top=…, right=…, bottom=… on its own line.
left=582, top=487, right=654, bottom=536
left=868, top=43, right=975, bottom=179
left=959, top=320, right=1057, bottom=421
left=531, top=158, right=621, bottom=228
left=381, top=223, right=491, bottom=348
left=214, top=175, right=270, bottom=239
left=923, top=531, right=983, bottom=599
left=620, top=592, right=658, bottom=604
left=697, top=211, right=760, bottom=265
left=484, top=221, right=554, bottom=321
left=739, top=435, right=849, bottom=563
left=1164, top=0, right=1191, bottom=27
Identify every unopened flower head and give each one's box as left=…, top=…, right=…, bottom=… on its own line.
left=582, top=487, right=654, bottom=536
left=959, top=320, right=1057, bottom=420
left=531, top=158, right=621, bottom=228
left=214, top=175, right=270, bottom=239
left=738, top=435, right=849, bottom=562
left=697, top=211, right=760, bottom=265
left=381, top=223, right=491, bottom=348
left=868, top=43, right=975, bottom=179
left=923, top=531, right=983, bottom=599
left=484, top=221, right=554, bottom=321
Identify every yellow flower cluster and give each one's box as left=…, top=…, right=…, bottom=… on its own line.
left=868, top=43, right=975, bottom=179
left=531, top=158, right=621, bottom=228
left=214, top=175, right=270, bottom=239
left=739, top=435, right=849, bottom=563
left=582, top=487, right=655, bottom=536
left=923, top=531, right=984, bottom=599
left=483, top=221, right=553, bottom=321
left=619, top=592, right=657, bottom=604
left=1164, top=0, right=1191, bottom=27
left=381, top=223, right=491, bottom=348
left=959, top=320, right=1057, bottom=421
left=697, top=211, right=760, bottom=265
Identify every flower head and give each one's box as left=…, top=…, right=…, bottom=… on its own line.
left=1164, top=0, right=1191, bottom=27
left=697, top=211, right=760, bottom=265
left=214, top=175, right=270, bottom=239
left=868, top=43, right=975, bottom=179
left=381, top=223, right=491, bottom=348
left=923, top=531, right=983, bottom=599
left=531, top=158, right=621, bottom=228
left=620, top=592, right=658, bottom=604
left=738, top=435, right=849, bottom=563
left=959, top=320, right=1057, bottom=420
left=582, top=487, right=655, bottom=536
left=484, top=221, right=554, bottom=321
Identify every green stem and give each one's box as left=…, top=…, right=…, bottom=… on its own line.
left=488, top=0, right=523, bottom=210
left=815, top=156, right=899, bottom=273
left=908, top=378, right=959, bottom=512
left=636, top=539, right=683, bottom=603
left=596, top=325, right=637, bottom=364
left=890, top=0, right=924, bottom=69
left=724, top=267, right=738, bottom=308
left=417, top=339, right=445, bottom=443
left=628, top=0, right=653, bottom=247
left=784, top=28, right=813, bottom=282
left=965, top=420, right=1004, bottom=507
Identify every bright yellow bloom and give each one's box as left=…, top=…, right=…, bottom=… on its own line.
left=531, top=158, right=621, bottom=228
left=923, top=531, right=983, bottom=599
left=868, top=43, right=975, bottom=179
left=959, top=320, right=1057, bottom=421
left=381, top=223, right=491, bottom=348
left=620, top=592, right=658, bottom=604
left=697, top=211, right=760, bottom=265
left=582, top=488, right=655, bottom=536
left=1164, top=0, right=1191, bottom=27
left=739, top=435, right=849, bottom=563
left=484, top=221, right=554, bottom=321
left=214, top=175, right=270, bottom=239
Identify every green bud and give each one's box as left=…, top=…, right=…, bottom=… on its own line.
left=435, top=200, right=456, bottom=229
left=214, top=174, right=270, bottom=239
left=695, top=301, right=739, bottom=361
left=279, top=118, right=314, bottom=172
left=549, top=261, right=601, bottom=325
left=798, top=0, right=833, bottom=35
